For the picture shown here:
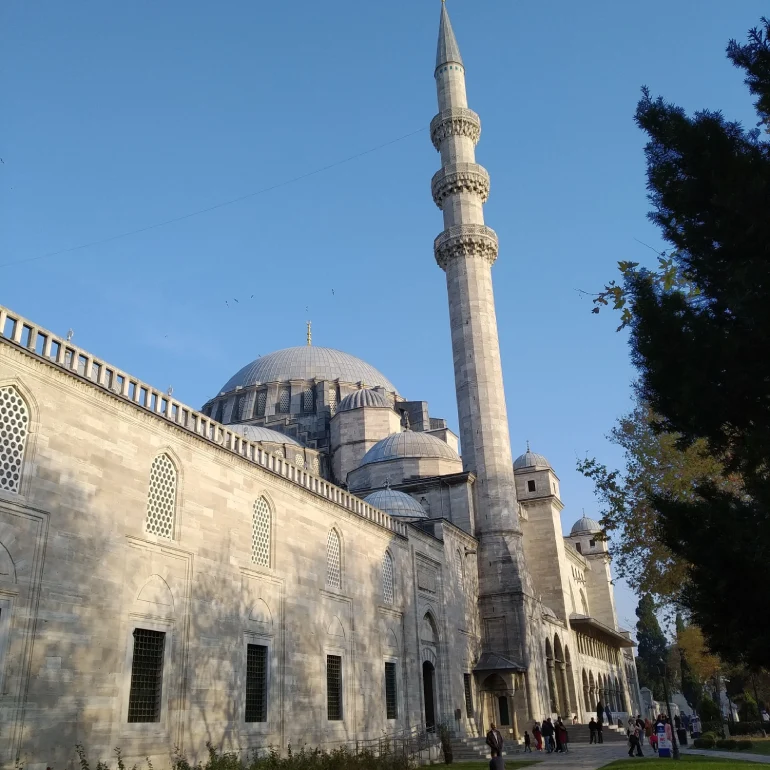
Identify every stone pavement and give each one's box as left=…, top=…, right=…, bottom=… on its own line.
left=681, top=747, right=770, bottom=764
left=506, top=742, right=650, bottom=768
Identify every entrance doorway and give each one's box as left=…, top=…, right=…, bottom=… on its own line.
left=498, top=695, right=510, bottom=726
left=423, top=661, right=436, bottom=730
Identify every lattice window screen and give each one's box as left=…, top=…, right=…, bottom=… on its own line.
left=278, top=389, right=290, bottom=413
left=328, top=388, right=337, bottom=415
left=303, top=386, right=314, bottom=412
left=273, top=448, right=285, bottom=459
left=252, top=496, right=271, bottom=567
left=256, top=391, right=267, bottom=416
left=326, top=529, right=341, bottom=588
left=455, top=549, right=464, bottom=590
left=145, top=454, right=177, bottom=539
left=310, top=456, right=320, bottom=475
left=0, top=385, right=30, bottom=494
left=382, top=551, right=394, bottom=604
left=294, top=452, right=305, bottom=467
left=127, top=628, right=165, bottom=723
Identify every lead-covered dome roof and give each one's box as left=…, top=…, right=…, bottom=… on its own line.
left=219, top=347, right=398, bottom=395
left=359, top=431, right=461, bottom=467
left=513, top=449, right=551, bottom=470
left=230, top=425, right=303, bottom=446
left=570, top=515, right=602, bottom=535
left=338, top=389, right=391, bottom=412
left=364, top=489, right=427, bottom=519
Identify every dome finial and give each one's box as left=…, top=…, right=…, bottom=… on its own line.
left=526, top=439, right=530, bottom=452
left=306, top=320, right=312, bottom=346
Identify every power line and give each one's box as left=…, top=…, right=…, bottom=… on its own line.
left=1, top=126, right=426, bottom=269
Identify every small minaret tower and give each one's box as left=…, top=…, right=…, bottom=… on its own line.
left=431, top=1, right=539, bottom=713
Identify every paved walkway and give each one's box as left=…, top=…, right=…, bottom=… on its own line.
left=507, top=743, right=651, bottom=769
left=681, top=747, right=770, bottom=764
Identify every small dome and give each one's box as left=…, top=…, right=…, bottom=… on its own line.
left=542, top=605, right=558, bottom=620
left=570, top=516, right=602, bottom=536
left=364, top=489, right=427, bottom=519
left=359, top=431, right=461, bottom=467
left=230, top=425, right=303, bottom=446
left=513, top=449, right=551, bottom=471
left=218, top=346, right=398, bottom=395
left=338, top=389, right=391, bottom=412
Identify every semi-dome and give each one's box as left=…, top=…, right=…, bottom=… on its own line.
left=570, top=515, right=602, bottom=535
left=218, top=347, right=398, bottom=395
left=513, top=449, right=551, bottom=470
left=338, top=389, right=391, bottom=412
left=363, top=489, right=427, bottom=519
left=359, top=430, right=461, bottom=466
left=230, top=424, right=303, bottom=446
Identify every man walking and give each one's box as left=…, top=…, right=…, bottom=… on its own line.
left=486, top=722, right=504, bottom=760
left=589, top=717, right=598, bottom=744
left=628, top=724, right=644, bottom=757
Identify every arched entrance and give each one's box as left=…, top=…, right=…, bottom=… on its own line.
left=481, top=673, right=514, bottom=731
left=423, top=661, right=436, bottom=730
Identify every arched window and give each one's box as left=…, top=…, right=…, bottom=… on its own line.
left=455, top=549, right=464, bottom=590
left=0, top=384, right=30, bottom=494
left=278, top=389, right=290, bottom=413
left=252, top=496, right=271, bottom=567
left=328, top=387, right=338, bottom=415
left=326, top=529, right=341, bottom=588
left=145, top=453, right=177, bottom=539
left=303, top=386, right=314, bottom=412
left=294, top=452, right=305, bottom=467
left=256, top=390, right=267, bottom=416
left=382, top=551, right=394, bottom=604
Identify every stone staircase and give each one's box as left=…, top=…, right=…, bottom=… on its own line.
left=450, top=736, right=520, bottom=760
left=567, top=723, right=629, bottom=744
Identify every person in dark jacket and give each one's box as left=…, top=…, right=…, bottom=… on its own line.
left=542, top=718, right=555, bottom=753
left=596, top=702, right=604, bottom=744
left=589, top=717, right=598, bottom=744
left=523, top=731, right=532, bottom=753
left=486, top=722, right=504, bottom=758
left=557, top=719, right=569, bottom=753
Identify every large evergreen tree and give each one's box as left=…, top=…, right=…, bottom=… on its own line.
left=676, top=613, right=703, bottom=710
left=635, top=594, right=668, bottom=698
left=591, top=18, right=770, bottom=669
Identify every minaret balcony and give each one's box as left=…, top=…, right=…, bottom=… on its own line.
left=434, top=224, right=499, bottom=270
left=431, top=162, right=490, bottom=209
left=430, top=107, right=481, bottom=150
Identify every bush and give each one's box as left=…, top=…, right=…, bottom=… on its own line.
left=701, top=722, right=725, bottom=737
left=716, top=739, right=737, bottom=750
left=728, top=721, right=768, bottom=736
left=701, top=731, right=719, bottom=741
left=694, top=736, right=716, bottom=749
left=737, top=740, right=754, bottom=751
left=699, top=697, right=721, bottom=721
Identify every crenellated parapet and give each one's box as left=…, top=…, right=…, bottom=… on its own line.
left=434, top=224, right=499, bottom=270
left=431, top=162, right=490, bottom=208
left=430, top=107, right=481, bottom=150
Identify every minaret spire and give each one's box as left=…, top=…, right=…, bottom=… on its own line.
left=429, top=0, right=538, bottom=718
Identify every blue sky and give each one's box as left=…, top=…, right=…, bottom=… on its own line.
left=2, top=0, right=765, bottom=633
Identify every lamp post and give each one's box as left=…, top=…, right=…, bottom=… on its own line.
left=659, top=663, right=680, bottom=760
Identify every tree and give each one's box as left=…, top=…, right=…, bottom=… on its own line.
left=589, top=18, right=770, bottom=669
left=635, top=594, right=668, bottom=698
left=676, top=613, right=703, bottom=710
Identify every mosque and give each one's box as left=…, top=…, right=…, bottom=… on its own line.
left=0, top=4, right=641, bottom=766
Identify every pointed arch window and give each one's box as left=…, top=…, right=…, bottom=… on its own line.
left=382, top=551, right=394, bottom=604
left=252, top=496, right=271, bottom=567
left=326, top=529, right=341, bottom=589
left=0, top=385, right=30, bottom=495
left=145, top=454, right=177, bottom=539
left=303, top=386, right=315, bottom=413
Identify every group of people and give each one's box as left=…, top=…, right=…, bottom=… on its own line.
left=625, top=713, right=674, bottom=758
left=587, top=700, right=613, bottom=744
left=525, top=717, right=570, bottom=753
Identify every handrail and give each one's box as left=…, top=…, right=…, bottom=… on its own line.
left=0, top=304, right=409, bottom=539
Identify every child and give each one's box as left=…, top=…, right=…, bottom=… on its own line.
left=524, top=731, right=532, bottom=752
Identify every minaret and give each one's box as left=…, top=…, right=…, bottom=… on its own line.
left=431, top=1, right=538, bottom=705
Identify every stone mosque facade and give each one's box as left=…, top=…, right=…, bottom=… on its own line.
left=0, top=5, right=641, bottom=767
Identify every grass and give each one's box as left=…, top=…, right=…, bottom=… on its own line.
left=696, top=737, right=770, bottom=756
left=446, top=762, right=539, bottom=770
left=604, top=756, right=754, bottom=768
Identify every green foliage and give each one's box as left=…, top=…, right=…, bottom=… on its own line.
left=737, top=740, right=755, bottom=750
left=739, top=691, right=761, bottom=722
left=693, top=736, right=715, bottom=749
left=715, top=739, right=737, bottom=750
left=728, top=722, right=769, bottom=736
left=587, top=15, right=770, bottom=670
left=699, top=697, right=721, bottom=722
left=634, top=594, right=668, bottom=698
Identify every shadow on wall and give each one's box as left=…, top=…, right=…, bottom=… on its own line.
left=4, top=455, right=421, bottom=767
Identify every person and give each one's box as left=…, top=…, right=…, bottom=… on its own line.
left=762, top=708, right=769, bottom=723
left=605, top=703, right=613, bottom=726
left=572, top=714, right=579, bottom=725
left=557, top=719, right=569, bottom=753
left=674, top=714, right=682, bottom=730
left=524, top=731, right=532, bottom=753
left=486, top=722, right=504, bottom=759
left=533, top=723, right=543, bottom=751
left=542, top=718, right=555, bottom=753
left=596, top=702, right=604, bottom=744
left=628, top=724, right=644, bottom=758
left=589, top=717, right=598, bottom=744
left=554, top=718, right=563, bottom=753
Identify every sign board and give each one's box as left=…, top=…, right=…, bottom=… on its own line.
left=657, top=724, right=672, bottom=758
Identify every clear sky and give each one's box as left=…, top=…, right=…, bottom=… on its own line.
left=1, top=0, right=765, bottom=635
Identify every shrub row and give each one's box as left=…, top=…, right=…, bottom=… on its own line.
left=727, top=721, right=769, bottom=736
left=692, top=736, right=754, bottom=751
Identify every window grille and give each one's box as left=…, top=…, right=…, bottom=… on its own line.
left=455, top=549, right=464, bottom=590
left=382, top=551, right=394, bottom=604
left=214, top=400, right=225, bottom=423
left=385, top=661, right=398, bottom=719
left=0, top=385, right=30, bottom=494
left=463, top=673, right=474, bottom=716
left=294, top=452, right=305, bottom=467
left=328, top=387, right=337, bottom=415
left=256, top=391, right=267, bottom=416
left=310, top=456, right=320, bottom=475
left=145, top=454, right=177, bottom=539
left=273, top=448, right=284, bottom=459
left=278, top=389, right=290, bottom=413
left=252, top=497, right=271, bottom=567
left=127, top=628, right=165, bottom=722
left=326, top=530, right=341, bottom=588
left=327, top=654, right=343, bottom=720
left=234, top=394, right=245, bottom=422
left=303, top=386, right=314, bottom=412
left=245, top=644, right=268, bottom=722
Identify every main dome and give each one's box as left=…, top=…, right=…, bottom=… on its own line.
left=219, top=347, right=399, bottom=395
